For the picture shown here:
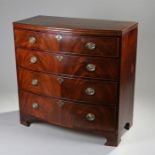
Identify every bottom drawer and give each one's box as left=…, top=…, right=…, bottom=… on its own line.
left=20, top=91, right=117, bottom=132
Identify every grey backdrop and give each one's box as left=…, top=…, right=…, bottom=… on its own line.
left=0, top=0, right=154, bottom=111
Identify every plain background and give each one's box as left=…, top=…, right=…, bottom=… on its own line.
left=0, top=0, right=154, bottom=154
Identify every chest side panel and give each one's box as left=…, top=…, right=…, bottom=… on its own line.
left=118, top=27, right=138, bottom=136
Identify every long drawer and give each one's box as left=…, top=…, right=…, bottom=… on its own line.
left=18, top=68, right=118, bottom=105
left=14, top=29, right=119, bottom=57
left=20, top=91, right=116, bottom=132
left=16, top=48, right=119, bottom=80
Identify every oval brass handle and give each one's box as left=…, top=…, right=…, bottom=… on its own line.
left=55, top=34, right=63, bottom=41
left=85, top=87, right=95, bottom=95
left=30, top=56, right=38, bottom=64
left=31, top=79, right=38, bottom=86
left=85, top=113, right=96, bottom=121
left=29, top=36, right=37, bottom=44
left=56, top=55, right=64, bottom=62
left=57, top=77, right=64, bottom=84
left=32, top=103, right=39, bottom=109
left=85, top=42, right=96, bottom=50
left=86, top=64, right=96, bottom=72
left=57, top=100, right=65, bottom=107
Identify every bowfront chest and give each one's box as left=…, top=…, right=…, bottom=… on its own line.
left=13, top=16, right=138, bottom=146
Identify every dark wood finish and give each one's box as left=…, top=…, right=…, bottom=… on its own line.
left=15, top=29, right=119, bottom=57
left=13, top=16, right=138, bottom=146
left=118, top=27, right=138, bottom=138
left=18, top=68, right=118, bottom=105
left=16, top=48, right=119, bottom=80
left=20, top=91, right=116, bottom=132
left=13, top=15, right=137, bottom=36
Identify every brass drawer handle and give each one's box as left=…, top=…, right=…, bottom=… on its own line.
left=86, top=64, right=96, bottom=72
left=85, top=87, right=95, bottom=95
left=55, top=34, right=63, bottom=41
left=85, top=42, right=96, bottom=50
left=85, top=113, right=96, bottom=121
left=56, top=55, right=64, bottom=62
left=31, top=79, right=38, bottom=86
left=32, top=103, right=39, bottom=109
left=57, top=77, right=64, bottom=84
left=30, top=56, right=38, bottom=64
left=57, top=100, right=65, bottom=107
left=29, top=36, right=36, bottom=44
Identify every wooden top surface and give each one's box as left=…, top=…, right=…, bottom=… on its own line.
left=14, top=15, right=138, bottom=36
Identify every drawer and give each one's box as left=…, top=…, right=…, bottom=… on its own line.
left=16, top=48, right=119, bottom=80
left=20, top=91, right=116, bottom=132
left=15, top=29, right=119, bottom=57
left=18, top=68, right=118, bottom=105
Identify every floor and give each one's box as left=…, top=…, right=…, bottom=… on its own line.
left=0, top=95, right=155, bottom=155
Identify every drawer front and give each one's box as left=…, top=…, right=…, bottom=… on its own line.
left=15, top=29, right=59, bottom=52
left=16, top=48, right=119, bottom=80
left=15, top=29, right=119, bottom=57
left=20, top=91, right=62, bottom=125
left=20, top=91, right=116, bottom=131
left=18, top=68, right=118, bottom=105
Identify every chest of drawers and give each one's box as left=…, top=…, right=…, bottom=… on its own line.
left=13, top=16, right=138, bottom=146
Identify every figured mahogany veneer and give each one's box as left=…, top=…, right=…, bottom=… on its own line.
left=20, top=91, right=116, bottom=131
left=16, top=48, right=119, bottom=80
left=15, top=29, right=119, bottom=57
left=18, top=68, right=118, bottom=105
left=13, top=16, right=138, bottom=146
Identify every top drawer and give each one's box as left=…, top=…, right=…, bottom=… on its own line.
left=14, top=29, right=119, bottom=57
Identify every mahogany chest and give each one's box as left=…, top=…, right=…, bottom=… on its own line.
left=13, top=16, right=138, bottom=146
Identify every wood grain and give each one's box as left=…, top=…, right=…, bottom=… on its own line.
left=15, top=29, right=119, bottom=57
left=16, top=48, right=119, bottom=80
left=13, top=15, right=138, bottom=146
left=13, top=15, right=138, bottom=36
left=20, top=91, right=117, bottom=132
left=18, top=68, right=118, bottom=105
left=118, top=27, right=138, bottom=138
